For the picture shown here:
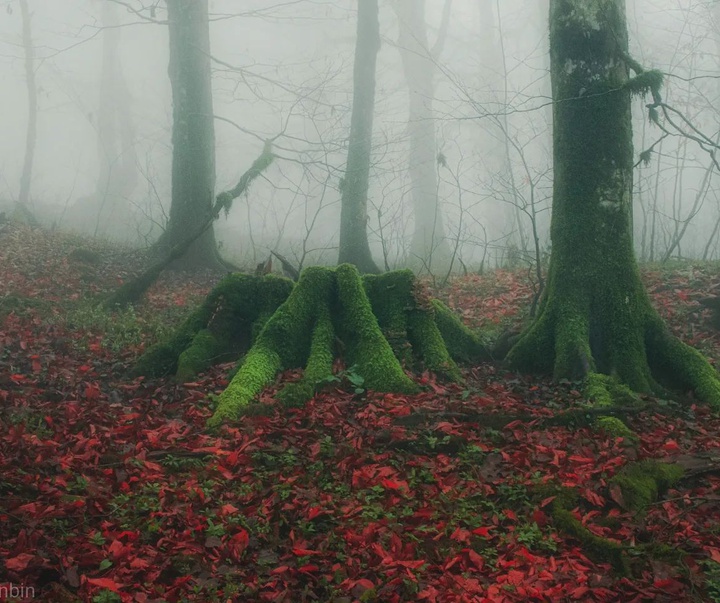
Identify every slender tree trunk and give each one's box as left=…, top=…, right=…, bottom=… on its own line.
left=160, top=0, right=219, bottom=270
left=338, top=0, right=381, bottom=274
left=18, top=0, right=37, bottom=212
left=395, top=0, right=452, bottom=274
left=507, top=0, right=720, bottom=407
left=93, top=0, right=138, bottom=235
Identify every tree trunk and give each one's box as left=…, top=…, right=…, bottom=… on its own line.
left=337, top=0, right=381, bottom=274
left=507, top=0, right=720, bottom=407
left=395, top=0, right=452, bottom=274
left=18, top=0, right=37, bottom=213
left=93, top=0, right=138, bottom=235
left=96, top=1, right=137, bottom=198
left=160, top=0, right=220, bottom=270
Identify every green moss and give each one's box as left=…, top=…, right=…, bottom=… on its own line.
left=209, top=268, right=332, bottom=424
left=138, top=266, right=482, bottom=427
left=364, top=270, right=413, bottom=365
left=132, top=305, right=213, bottom=377
left=208, top=346, right=282, bottom=427
left=277, top=306, right=335, bottom=408
left=336, top=264, right=418, bottom=394
left=596, top=416, right=636, bottom=439
left=610, top=460, right=684, bottom=513
left=534, top=484, right=629, bottom=574
left=645, top=317, right=720, bottom=409
left=583, top=374, right=639, bottom=438
left=176, top=329, right=231, bottom=383
left=552, top=503, right=628, bottom=574
left=431, top=300, right=489, bottom=364
left=407, top=309, right=461, bottom=381
left=132, top=274, right=293, bottom=379
left=624, top=69, right=663, bottom=98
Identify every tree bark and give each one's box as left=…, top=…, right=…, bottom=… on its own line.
left=18, top=0, right=37, bottom=213
left=95, top=1, right=137, bottom=211
left=338, top=0, right=381, bottom=274
left=159, top=0, right=220, bottom=270
left=507, top=0, right=720, bottom=407
left=395, top=0, right=452, bottom=274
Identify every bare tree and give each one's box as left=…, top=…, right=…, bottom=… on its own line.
left=338, top=0, right=381, bottom=273
left=156, top=0, right=221, bottom=270
left=393, top=0, right=453, bottom=274
left=94, top=0, right=138, bottom=221
left=16, top=0, right=38, bottom=225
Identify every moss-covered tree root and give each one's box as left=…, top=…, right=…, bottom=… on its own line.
left=132, top=265, right=489, bottom=426
left=545, top=460, right=684, bottom=576
left=509, top=0, right=720, bottom=415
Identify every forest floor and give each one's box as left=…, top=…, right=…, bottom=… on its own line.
left=2, top=225, right=720, bottom=602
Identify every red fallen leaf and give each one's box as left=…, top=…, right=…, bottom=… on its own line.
left=298, top=564, right=319, bottom=573
left=450, top=527, right=471, bottom=543
left=569, top=455, right=594, bottom=464
left=84, top=383, right=101, bottom=401
left=539, top=496, right=556, bottom=508
left=503, top=509, right=517, bottom=521
left=130, top=558, right=150, bottom=569
left=292, top=547, right=320, bottom=556
left=30, top=355, right=41, bottom=373
left=307, top=506, right=324, bottom=520
left=707, top=547, right=720, bottom=564
left=662, top=440, right=680, bottom=452
left=381, top=478, right=408, bottom=492
left=471, top=526, right=492, bottom=538
left=5, top=553, right=34, bottom=571
left=220, top=503, right=239, bottom=516
left=464, top=549, right=484, bottom=570
left=571, top=586, right=589, bottom=599
left=270, top=566, right=290, bottom=574
left=86, top=577, right=122, bottom=592
left=582, top=488, right=605, bottom=507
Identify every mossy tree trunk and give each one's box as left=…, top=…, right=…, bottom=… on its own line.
left=157, top=0, right=220, bottom=270
left=507, top=0, right=720, bottom=407
left=337, top=0, right=381, bottom=274
left=133, top=266, right=488, bottom=427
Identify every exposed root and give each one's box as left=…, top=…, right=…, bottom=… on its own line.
left=133, top=266, right=489, bottom=427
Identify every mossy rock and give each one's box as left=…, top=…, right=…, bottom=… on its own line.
left=132, top=266, right=489, bottom=426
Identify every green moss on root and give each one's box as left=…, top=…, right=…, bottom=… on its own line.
left=585, top=373, right=639, bottom=439
left=552, top=503, right=629, bottom=574
left=534, top=485, right=629, bottom=574
left=176, top=329, right=231, bottom=383
left=138, top=266, right=484, bottom=426
left=133, top=274, right=293, bottom=379
left=431, top=300, right=489, bottom=364
left=336, top=264, right=419, bottom=394
left=610, top=460, right=684, bottom=513
left=277, top=306, right=335, bottom=408
left=646, top=316, right=720, bottom=409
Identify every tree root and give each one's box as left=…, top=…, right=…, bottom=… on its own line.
left=132, top=266, right=489, bottom=427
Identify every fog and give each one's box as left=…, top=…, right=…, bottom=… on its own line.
left=1, top=0, right=718, bottom=271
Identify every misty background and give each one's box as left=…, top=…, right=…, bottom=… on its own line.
left=0, top=0, right=718, bottom=272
